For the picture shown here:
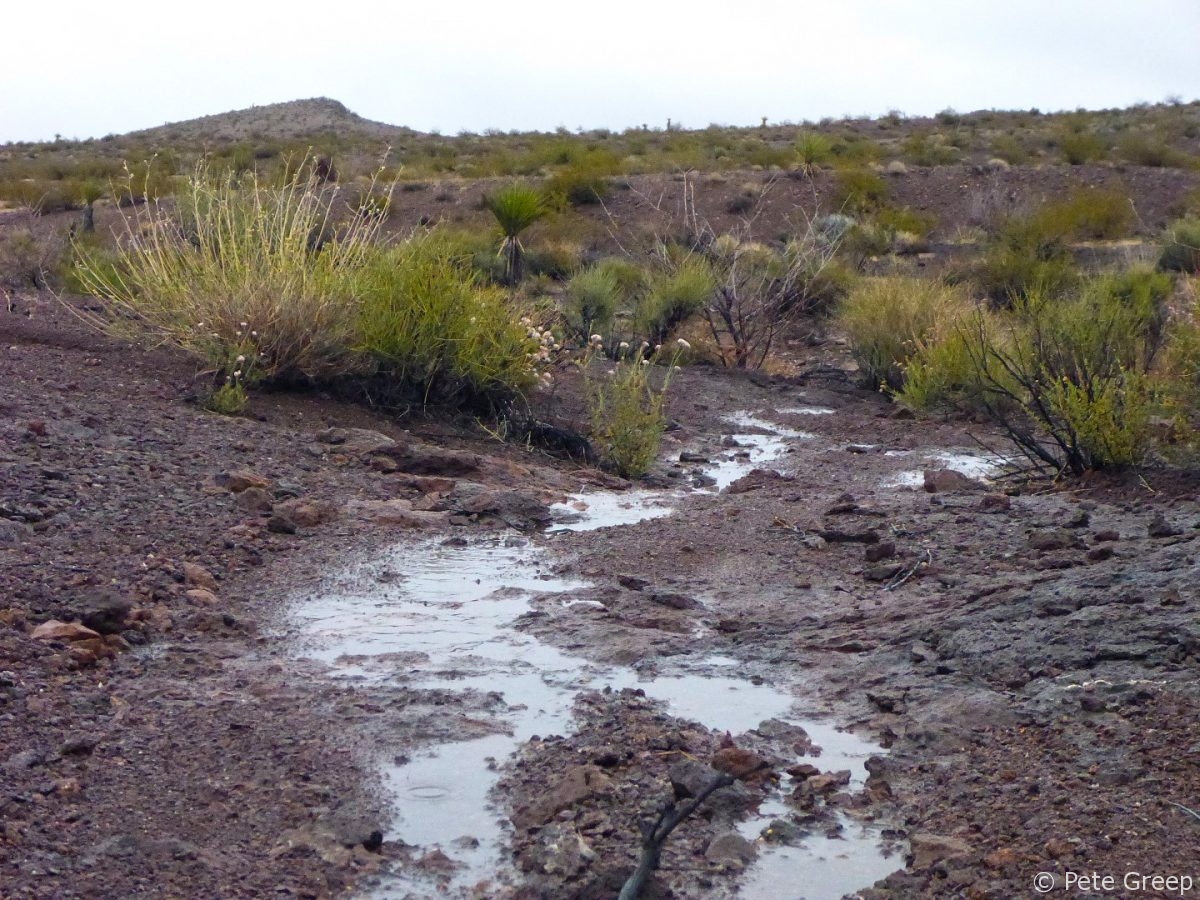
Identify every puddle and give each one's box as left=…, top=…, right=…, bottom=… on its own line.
left=778, top=405, right=836, bottom=415
left=290, top=413, right=899, bottom=898
left=883, top=449, right=1006, bottom=487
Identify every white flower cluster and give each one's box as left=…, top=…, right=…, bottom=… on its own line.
left=521, top=317, right=560, bottom=388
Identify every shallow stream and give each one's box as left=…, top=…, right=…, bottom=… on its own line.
left=291, top=413, right=906, bottom=898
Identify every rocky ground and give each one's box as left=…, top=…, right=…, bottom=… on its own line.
left=3, top=284, right=1200, bottom=900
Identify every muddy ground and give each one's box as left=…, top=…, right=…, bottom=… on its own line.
left=3, top=284, right=1200, bottom=900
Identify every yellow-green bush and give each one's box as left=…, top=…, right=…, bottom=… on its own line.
left=837, top=276, right=974, bottom=390
left=354, top=235, right=538, bottom=410
left=894, top=272, right=1173, bottom=473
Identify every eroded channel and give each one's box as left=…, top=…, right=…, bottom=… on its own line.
left=290, top=413, right=904, bottom=898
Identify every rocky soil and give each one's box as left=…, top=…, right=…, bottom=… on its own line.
left=3, top=279, right=1200, bottom=900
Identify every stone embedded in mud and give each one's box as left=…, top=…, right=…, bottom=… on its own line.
left=31, top=620, right=102, bottom=642
left=184, top=588, right=220, bottom=607
left=451, top=488, right=552, bottom=530
left=1148, top=514, right=1184, bottom=538
left=234, top=487, right=274, bottom=513
left=864, top=563, right=904, bottom=582
left=182, top=562, right=218, bottom=591
left=212, top=470, right=271, bottom=493
left=864, top=541, right=897, bottom=563
left=1027, top=529, right=1085, bottom=553
left=517, top=822, right=596, bottom=876
left=266, top=514, right=297, bottom=535
left=908, top=832, right=973, bottom=869
left=511, top=765, right=612, bottom=830
left=711, top=746, right=770, bottom=781
left=348, top=499, right=450, bottom=529
left=79, top=594, right=132, bottom=635
left=648, top=592, right=702, bottom=610
left=820, top=527, right=880, bottom=544
left=373, top=443, right=480, bottom=478
left=786, top=763, right=821, bottom=780
left=0, top=519, right=31, bottom=544
left=704, top=831, right=758, bottom=864
left=276, top=499, right=337, bottom=527
left=978, top=493, right=1011, bottom=512
left=923, top=468, right=984, bottom=493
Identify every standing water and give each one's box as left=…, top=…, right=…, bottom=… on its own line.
left=290, top=412, right=901, bottom=898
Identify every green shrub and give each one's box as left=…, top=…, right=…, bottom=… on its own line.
left=875, top=206, right=938, bottom=239
left=1158, top=219, right=1200, bottom=273
left=898, top=276, right=1170, bottom=473
left=0, top=225, right=66, bottom=288
left=1036, top=188, right=1135, bottom=240
left=545, top=152, right=621, bottom=207
left=901, top=134, right=959, bottom=167
left=837, top=276, right=974, bottom=390
left=833, top=168, right=889, bottom=214
left=565, top=265, right=622, bottom=342
left=1058, top=131, right=1106, bottom=165
left=636, top=257, right=714, bottom=346
left=1116, top=134, right=1191, bottom=168
left=355, top=234, right=538, bottom=410
left=585, top=343, right=681, bottom=477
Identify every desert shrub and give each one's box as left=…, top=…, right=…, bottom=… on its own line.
left=898, top=308, right=1012, bottom=413
left=73, top=159, right=388, bottom=383
left=901, top=134, right=959, bottom=167
left=1158, top=219, right=1200, bottom=273
left=354, top=234, right=538, bottom=410
left=875, top=206, right=938, bottom=240
left=833, top=169, right=889, bottom=214
left=1036, top=188, right=1135, bottom=241
left=1058, top=131, right=1106, bottom=165
left=1116, top=134, right=1191, bottom=168
left=837, top=276, right=974, bottom=390
left=525, top=242, right=581, bottom=281
left=899, top=275, right=1170, bottom=473
left=565, top=265, right=622, bottom=342
left=0, top=225, right=67, bottom=288
left=637, top=257, right=714, bottom=347
left=584, top=341, right=682, bottom=477
left=545, top=151, right=621, bottom=208
left=990, top=134, right=1028, bottom=164
left=973, top=215, right=1077, bottom=304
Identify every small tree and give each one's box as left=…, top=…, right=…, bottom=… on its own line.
left=482, top=183, right=547, bottom=285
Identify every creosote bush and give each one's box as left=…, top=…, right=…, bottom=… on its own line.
left=888, top=270, right=1176, bottom=473
left=1158, top=219, right=1200, bottom=274
left=354, top=234, right=539, bottom=410
left=837, top=276, right=973, bottom=390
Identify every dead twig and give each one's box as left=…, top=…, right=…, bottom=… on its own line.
left=618, top=761, right=769, bottom=900
left=884, top=549, right=932, bottom=592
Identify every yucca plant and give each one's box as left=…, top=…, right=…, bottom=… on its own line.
left=482, top=183, right=547, bottom=285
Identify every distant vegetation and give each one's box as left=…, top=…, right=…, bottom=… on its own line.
left=5, top=97, right=1200, bottom=477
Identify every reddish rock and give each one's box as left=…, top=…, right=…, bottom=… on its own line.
left=31, top=620, right=102, bottom=642
left=182, top=562, right=218, bottom=591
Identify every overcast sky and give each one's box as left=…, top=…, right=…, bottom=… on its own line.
left=4, top=0, right=1199, bottom=143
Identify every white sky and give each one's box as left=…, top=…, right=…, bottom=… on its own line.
left=4, top=0, right=1199, bottom=143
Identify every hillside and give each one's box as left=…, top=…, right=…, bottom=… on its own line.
left=124, top=97, right=412, bottom=144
